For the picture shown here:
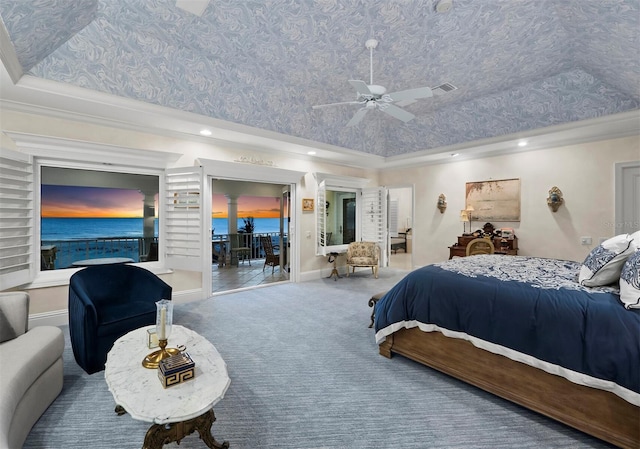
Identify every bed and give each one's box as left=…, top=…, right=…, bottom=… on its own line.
left=390, top=231, right=407, bottom=254
left=374, top=255, right=640, bottom=448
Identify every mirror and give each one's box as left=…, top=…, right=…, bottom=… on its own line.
left=325, top=190, right=357, bottom=246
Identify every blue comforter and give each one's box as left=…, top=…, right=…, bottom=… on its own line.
left=375, top=255, right=640, bottom=403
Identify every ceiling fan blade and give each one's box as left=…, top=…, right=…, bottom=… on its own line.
left=348, top=80, right=372, bottom=96
left=380, top=103, right=415, bottom=123
left=395, top=99, right=417, bottom=107
left=386, top=87, right=433, bottom=102
left=312, top=100, right=362, bottom=109
left=346, top=108, right=369, bottom=127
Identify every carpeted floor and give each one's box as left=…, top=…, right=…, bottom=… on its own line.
left=24, top=268, right=613, bottom=448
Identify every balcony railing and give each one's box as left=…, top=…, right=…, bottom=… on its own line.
left=40, top=237, right=157, bottom=270
left=41, top=232, right=286, bottom=270
left=212, top=232, right=286, bottom=264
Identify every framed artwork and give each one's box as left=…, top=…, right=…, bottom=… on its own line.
left=465, top=178, right=521, bottom=221
left=302, top=198, right=314, bottom=211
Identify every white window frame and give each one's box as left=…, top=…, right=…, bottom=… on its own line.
left=33, top=159, right=165, bottom=288
left=2, top=133, right=181, bottom=289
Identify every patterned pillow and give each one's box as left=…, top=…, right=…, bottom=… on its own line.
left=578, top=234, right=635, bottom=287
left=619, top=251, right=640, bottom=309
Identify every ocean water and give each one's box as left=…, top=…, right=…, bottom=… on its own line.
left=41, top=217, right=285, bottom=268
left=41, top=217, right=283, bottom=240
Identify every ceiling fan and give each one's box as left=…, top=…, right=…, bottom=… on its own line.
left=312, top=39, right=457, bottom=127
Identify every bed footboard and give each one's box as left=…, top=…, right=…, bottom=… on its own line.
left=379, top=327, right=639, bottom=449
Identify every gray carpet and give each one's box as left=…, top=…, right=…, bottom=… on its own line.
left=24, top=268, right=612, bottom=448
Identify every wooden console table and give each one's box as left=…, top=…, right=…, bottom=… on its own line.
left=449, top=235, right=518, bottom=259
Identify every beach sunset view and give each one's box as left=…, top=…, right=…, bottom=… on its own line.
left=42, top=186, right=280, bottom=219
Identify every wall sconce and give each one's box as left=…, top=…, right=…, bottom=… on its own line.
left=547, top=186, right=564, bottom=212
left=437, top=193, right=447, bottom=213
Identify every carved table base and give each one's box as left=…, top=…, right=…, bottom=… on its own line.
left=116, top=406, right=228, bottom=449
left=142, top=409, right=228, bottom=449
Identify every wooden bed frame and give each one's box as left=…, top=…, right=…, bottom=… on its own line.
left=379, top=327, right=639, bottom=448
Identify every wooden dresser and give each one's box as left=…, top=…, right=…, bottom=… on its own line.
left=449, top=235, right=518, bottom=259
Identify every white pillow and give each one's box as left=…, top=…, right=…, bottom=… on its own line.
left=578, top=234, right=635, bottom=287
left=619, top=251, right=640, bottom=309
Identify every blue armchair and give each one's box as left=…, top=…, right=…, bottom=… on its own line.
left=68, top=264, right=172, bottom=374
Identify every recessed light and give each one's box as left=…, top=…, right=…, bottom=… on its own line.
left=307, top=151, right=316, bottom=155
left=200, top=129, right=212, bottom=136
left=450, top=153, right=459, bottom=157
left=518, top=141, right=527, bottom=147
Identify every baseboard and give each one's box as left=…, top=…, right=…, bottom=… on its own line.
left=28, top=289, right=206, bottom=329
left=299, top=267, right=348, bottom=282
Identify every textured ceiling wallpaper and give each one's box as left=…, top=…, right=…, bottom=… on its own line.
left=1, top=0, right=638, bottom=157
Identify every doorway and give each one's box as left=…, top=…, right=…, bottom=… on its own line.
left=387, top=186, right=414, bottom=270
left=211, top=179, right=290, bottom=294
left=615, top=161, right=640, bottom=235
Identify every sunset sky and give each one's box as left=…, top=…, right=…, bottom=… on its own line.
left=212, top=194, right=281, bottom=218
left=41, top=186, right=147, bottom=218
left=41, top=186, right=281, bottom=218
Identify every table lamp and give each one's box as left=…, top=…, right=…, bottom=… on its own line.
left=459, top=210, right=469, bottom=234
left=465, top=205, right=475, bottom=234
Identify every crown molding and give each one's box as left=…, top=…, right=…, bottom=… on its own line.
left=4, top=132, right=182, bottom=168
left=0, top=18, right=23, bottom=83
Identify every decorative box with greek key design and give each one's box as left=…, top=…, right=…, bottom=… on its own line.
left=158, top=352, right=195, bottom=388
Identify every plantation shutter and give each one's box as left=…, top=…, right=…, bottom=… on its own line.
left=164, top=167, right=204, bottom=271
left=0, top=148, right=34, bottom=290
left=316, top=180, right=327, bottom=255
left=361, top=187, right=388, bottom=267
left=388, top=199, right=399, bottom=238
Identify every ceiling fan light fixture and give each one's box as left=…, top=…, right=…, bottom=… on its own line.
left=368, top=85, right=386, bottom=96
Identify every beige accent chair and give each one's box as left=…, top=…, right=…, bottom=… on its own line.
left=346, top=241, right=380, bottom=279
left=0, top=292, right=64, bottom=448
left=466, top=238, right=495, bottom=256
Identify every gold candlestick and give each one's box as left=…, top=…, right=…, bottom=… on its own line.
left=142, top=338, right=181, bottom=369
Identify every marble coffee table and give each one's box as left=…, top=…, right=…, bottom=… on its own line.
left=105, top=325, right=231, bottom=448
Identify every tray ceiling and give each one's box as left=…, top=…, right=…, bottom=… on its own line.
left=0, top=0, right=638, bottom=159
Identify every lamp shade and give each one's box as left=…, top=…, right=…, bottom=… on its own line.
left=460, top=210, right=469, bottom=222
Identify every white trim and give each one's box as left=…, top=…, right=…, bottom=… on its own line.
left=197, top=159, right=305, bottom=184
left=0, top=19, right=23, bottom=83
left=5, top=132, right=182, bottom=168
left=615, top=160, right=640, bottom=236
left=28, top=288, right=205, bottom=328
left=313, top=172, right=371, bottom=189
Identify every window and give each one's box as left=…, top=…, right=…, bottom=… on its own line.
left=40, top=167, right=160, bottom=270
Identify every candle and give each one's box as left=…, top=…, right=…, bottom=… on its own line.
left=159, top=306, right=166, bottom=340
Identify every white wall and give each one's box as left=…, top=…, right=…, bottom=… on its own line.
left=379, top=135, right=640, bottom=267
left=2, top=109, right=638, bottom=317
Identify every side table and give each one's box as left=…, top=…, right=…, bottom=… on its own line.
left=105, top=325, right=231, bottom=449
left=327, top=252, right=342, bottom=281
